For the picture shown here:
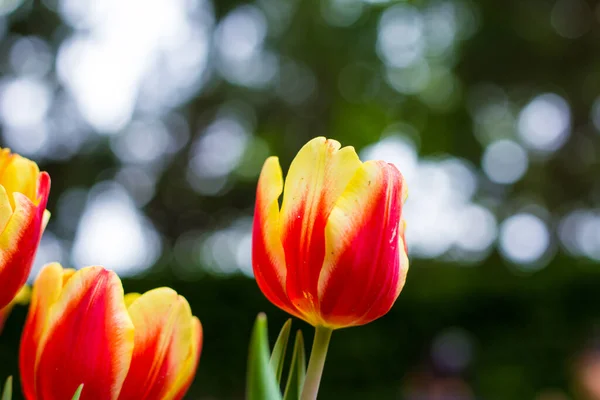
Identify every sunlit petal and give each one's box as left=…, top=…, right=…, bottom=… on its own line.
left=252, top=157, right=299, bottom=317
left=20, top=263, right=73, bottom=400
left=165, top=317, right=203, bottom=400
left=0, top=171, right=51, bottom=309
left=279, top=137, right=362, bottom=318
left=318, top=161, right=407, bottom=328
left=35, top=266, right=134, bottom=400
left=118, top=288, right=194, bottom=400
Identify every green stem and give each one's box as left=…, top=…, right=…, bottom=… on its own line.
left=300, top=326, right=333, bottom=400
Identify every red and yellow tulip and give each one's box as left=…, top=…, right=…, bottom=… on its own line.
left=0, top=148, right=51, bottom=309
left=20, top=263, right=202, bottom=400
left=252, top=137, right=409, bottom=329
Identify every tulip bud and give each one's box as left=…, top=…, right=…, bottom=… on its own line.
left=252, top=137, right=409, bottom=329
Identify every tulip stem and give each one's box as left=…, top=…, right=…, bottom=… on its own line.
left=300, top=326, right=333, bottom=400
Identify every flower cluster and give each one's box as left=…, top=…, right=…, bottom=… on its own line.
left=0, top=137, right=408, bottom=400
left=20, top=264, right=201, bottom=400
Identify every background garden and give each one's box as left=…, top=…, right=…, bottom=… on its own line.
left=1, top=0, right=600, bottom=398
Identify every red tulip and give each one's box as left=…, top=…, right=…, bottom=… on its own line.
left=252, top=137, right=409, bottom=329
left=0, top=148, right=50, bottom=309
left=20, top=263, right=202, bottom=400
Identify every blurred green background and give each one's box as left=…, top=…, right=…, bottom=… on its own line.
left=1, top=0, right=600, bottom=398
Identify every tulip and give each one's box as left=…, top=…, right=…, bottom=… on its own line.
left=252, top=137, right=409, bottom=329
left=20, top=263, right=202, bottom=400
left=0, top=148, right=51, bottom=309
left=252, top=137, right=409, bottom=399
left=0, top=285, right=31, bottom=334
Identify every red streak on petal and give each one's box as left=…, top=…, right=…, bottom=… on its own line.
left=119, top=334, right=174, bottom=400
left=35, top=269, right=131, bottom=400
left=20, top=299, right=41, bottom=400
left=0, top=172, right=51, bottom=309
left=119, top=293, right=191, bottom=400
left=282, top=199, right=329, bottom=318
left=319, top=163, right=404, bottom=328
left=253, top=214, right=300, bottom=318
left=252, top=173, right=300, bottom=318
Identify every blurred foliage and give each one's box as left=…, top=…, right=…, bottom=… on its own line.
left=0, top=0, right=600, bottom=399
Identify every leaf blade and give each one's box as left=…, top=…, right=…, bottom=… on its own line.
left=269, top=318, right=292, bottom=384
left=71, top=384, right=84, bottom=400
left=246, top=313, right=283, bottom=400
left=283, top=330, right=306, bottom=400
left=1, top=377, right=12, bottom=400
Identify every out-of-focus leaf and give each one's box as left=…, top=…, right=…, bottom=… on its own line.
left=270, top=318, right=292, bottom=384
left=246, top=313, right=283, bottom=400
left=283, top=330, right=306, bottom=400
left=71, top=384, right=84, bottom=400
left=1, top=376, right=11, bottom=400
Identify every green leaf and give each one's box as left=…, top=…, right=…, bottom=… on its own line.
left=269, top=318, right=292, bottom=384
left=71, top=384, right=84, bottom=400
left=1, top=376, right=12, bottom=400
left=283, top=330, right=306, bottom=400
left=246, top=313, right=283, bottom=400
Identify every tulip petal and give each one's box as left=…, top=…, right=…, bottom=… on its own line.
left=0, top=172, right=51, bottom=309
left=165, top=316, right=203, bottom=400
left=0, top=149, right=12, bottom=172
left=0, top=154, right=39, bottom=209
left=20, top=263, right=73, bottom=400
left=36, top=172, right=51, bottom=210
left=398, top=219, right=409, bottom=294
left=0, top=186, right=12, bottom=234
left=13, top=284, right=32, bottom=304
left=35, top=266, right=134, bottom=400
left=0, top=192, right=37, bottom=302
left=118, top=288, right=196, bottom=400
left=42, top=209, right=51, bottom=231
left=124, top=292, right=141, bottom=308
left=279, top=137, right=362, bottom=319
left=252, top=157, right=299, bottom=318
left=317, top=161, right=408, bottom=328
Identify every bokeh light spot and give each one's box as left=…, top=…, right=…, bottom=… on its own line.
left=499, top=213, right=550, bottom=266
left=517, top=93, right=570, bottom=153
left=72, top=183, right=162, bottom=276
left=482, top=139, right=528, bottom=184
left=377, top=4, right=424, bottom=68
